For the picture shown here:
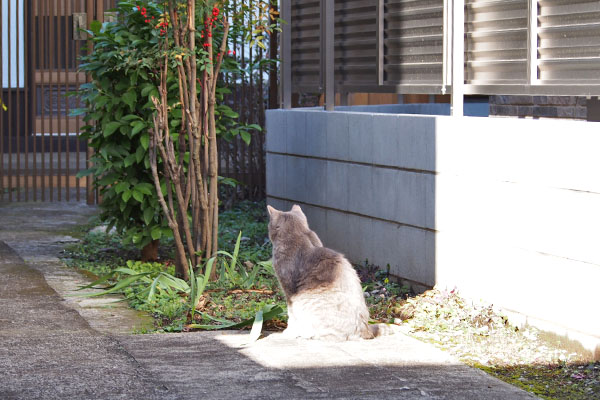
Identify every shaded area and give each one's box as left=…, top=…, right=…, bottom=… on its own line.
left=0, top=201, right=536, bottom=399
left=0, top=241, right=175, bottom=400
left=121, top=331, right=536, bottom=400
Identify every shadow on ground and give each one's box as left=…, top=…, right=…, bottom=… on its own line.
left=0, top=201, right=535, bottom=399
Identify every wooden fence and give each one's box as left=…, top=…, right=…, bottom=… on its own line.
left=0, top=0, right=275, bottom=203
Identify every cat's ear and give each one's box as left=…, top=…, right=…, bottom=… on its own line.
left=290, top=204, right=307, bottom=222
left=267, top=205, right=280, bottom=220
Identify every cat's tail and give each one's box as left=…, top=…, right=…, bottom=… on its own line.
left=368, top=323, right=401, bottom=338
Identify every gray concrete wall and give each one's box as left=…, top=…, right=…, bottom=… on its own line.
left=266, top=107, right=600, bottom=354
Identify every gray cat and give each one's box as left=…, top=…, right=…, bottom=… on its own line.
left=267, top=204, right=385, bottom=340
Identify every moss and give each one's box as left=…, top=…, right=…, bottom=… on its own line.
left=468, top=362, right=599, bottom=400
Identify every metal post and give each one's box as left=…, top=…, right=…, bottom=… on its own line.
left=280, top=0, right=291, bottom=109
left=441, top=0, right=450, bottom=95
left=323, top=0, right=334, bottom=111
left=527, top=0, right=538, bottom=84
left=376, top=0, right=384, bottom=86
left=451, top=0, right=464, bottom=116
left=86, top=0, right=94, bottom=204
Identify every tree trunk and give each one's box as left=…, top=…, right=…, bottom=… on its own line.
left=141, top=240, right=159, bottom=262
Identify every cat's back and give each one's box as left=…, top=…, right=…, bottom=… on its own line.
left=297, top=245, right=354, bottom=292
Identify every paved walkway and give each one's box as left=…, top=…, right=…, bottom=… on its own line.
left=0, top=202, right=537, bottom=399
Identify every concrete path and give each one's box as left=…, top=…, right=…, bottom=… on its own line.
left=0, top=202, right=538, bottom=399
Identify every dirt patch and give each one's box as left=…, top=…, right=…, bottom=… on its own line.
left=392, top=288, right=599, bottom=400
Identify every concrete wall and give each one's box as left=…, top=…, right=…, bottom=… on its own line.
left=489, top=95, right=587, bottom=119
left=265, top=106, right=600, bottom=355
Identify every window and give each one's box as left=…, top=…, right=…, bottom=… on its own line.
left=2, top=0, right=25, bottom=89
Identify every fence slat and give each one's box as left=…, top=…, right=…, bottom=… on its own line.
left=8, top=0, right=13, bottom=201
left=0, top=0, right=4, bottom=201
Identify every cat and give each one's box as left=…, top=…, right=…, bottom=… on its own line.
left=267, top=204, right=390, bottom=341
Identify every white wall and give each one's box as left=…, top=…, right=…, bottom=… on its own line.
left=266, top=108, right=600, bottom=355
left=433, top=116, right=600, bottom=354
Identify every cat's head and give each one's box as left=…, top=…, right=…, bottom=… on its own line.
left=266, top=204, right=309, bottom=244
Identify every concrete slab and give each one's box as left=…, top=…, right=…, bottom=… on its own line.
left=326, top=112, right=349, bottom=160
left=0, top=201, right=537, bottom=399
left=305, top=111, right=327, bottom=158
left=121, top=331, right=537, bottom=400
left=286, top=111, right=307, bottom=156
left=265, top=110, right=286, bottom=153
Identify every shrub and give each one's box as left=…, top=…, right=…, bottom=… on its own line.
left=76, top=1, right=174, bottom=255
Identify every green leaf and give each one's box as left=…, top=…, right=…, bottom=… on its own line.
left=114, top=181, right=129, bottom=194
left=122, top=114, right=141, bottom=121
left=240, top=130, right=251, bottom=145
left=73, top=271, right=114, bottom=291
left=187, top=304, right=284, bottom=331
left=221, top=108, right=238, bottom=118
left=123, top=154, right=136, bottom=167
left=70, top=272, right=152, bottom=298
left=95, top=96, right=109, bottom=108
left=141, top=84, right=156, bottom=97
left=122, top=190, right=132, bottom=202
left=132, top=190, right=144, bottom=203
left=150, top=226, right=162, bottom=240
left=98, top=173, right=118, bottom=186
left=135, top=183, right=153, bottom=195
left=69, top=108, right=87, bottom=117
left=90, top=20, right=102, bottom=35
left=232, top=231, right=242, bottom=268
left=131, top=121, right=147, bottom=136
left=135, top=146, right=145, bottom=163
left=122, top=90, right=137, bottom=111
left=103, top=121, right=122, bottom=137
left=143, top=207, right=154, bottom=225
left=140, top=133, right=150, bottom=150
left=248, top=309, right=264, bottom=343
left=247, top=124, right=262, bottom=131
left=76, top=168, right=95, bottom=179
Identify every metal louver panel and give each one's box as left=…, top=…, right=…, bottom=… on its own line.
left=286, top=0, right=600, bottom=97
left=291, top=0, right=321, bottom=91
left=384, top=0, right=444, bottom=85
left=538, top=0, right=600, bottom=83
left=465, top=0, right=528, bottom=84
left=334, top=0, right=377, bottom=85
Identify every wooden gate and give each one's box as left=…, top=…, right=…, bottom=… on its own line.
left=0, top=0, right=114, bottom=202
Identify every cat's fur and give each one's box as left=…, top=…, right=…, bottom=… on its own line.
left=267, top=204, right=379, bottom=341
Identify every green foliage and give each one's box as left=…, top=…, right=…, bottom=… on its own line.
left=215, top=232, right=273, bottom=290
left=187, top=303, right=284, bottom=334
left=74, top=252, right=284, bottom=332
left=75, top=1, right=172, bottom=249
left=219, top=201, right=272, bottom=263
left=75, top=1, right=269, bottom=251
left=61, top=230, right=143, bottom=275
left=62, top=201, right=286, bottom=332
left=67, top=201, right=284, bottom=332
